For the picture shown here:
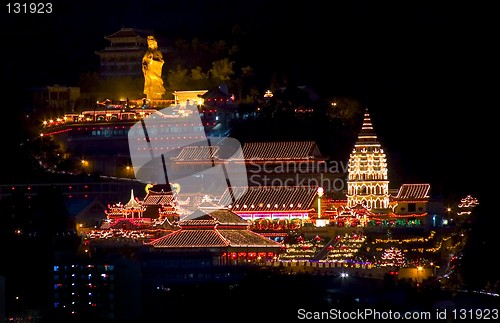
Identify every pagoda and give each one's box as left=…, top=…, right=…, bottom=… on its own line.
left=346, top=109, right=390, bottom=210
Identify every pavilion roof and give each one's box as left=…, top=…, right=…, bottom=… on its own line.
left=147, top=208, right=280, bottom=248
left=394, top=184, right=430, bottom=200
left=199, top=87, right=232, bottom=99
left=147, top=228, right=280, bottom=248
left=143, top=190, right=175, bottom=205
left=180, top=209, right=248, bottom=226
left=240, top=141, right=322, bottom=160
left=219, top=186, right=318, bottom=212
left=171, top=146, right=220, bottom=161
left=104, top=27, right=151, bottom=40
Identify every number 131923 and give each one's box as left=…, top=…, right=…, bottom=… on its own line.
left=452, top=308, right=498, bottom=320
left=6, top=3, right=52, bottom=13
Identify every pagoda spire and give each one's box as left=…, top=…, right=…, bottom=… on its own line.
left=356, top=108, right=379, bottom=145
left=346, top=108, right=390, bottom=210
left=124, top=189, right=142, bottom=209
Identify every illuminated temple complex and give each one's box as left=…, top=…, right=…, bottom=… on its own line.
left=71, top=29, right=437, bottom=275
left=41, top=27, right=433, bottom=233
left=84, top=109, right=433, bottom=247
left=38, top=29, right=469, bottom=323
left=88, top=118, right=432, bottom=246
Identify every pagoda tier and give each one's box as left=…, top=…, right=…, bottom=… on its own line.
left=346, top=109, right=390, bottom=210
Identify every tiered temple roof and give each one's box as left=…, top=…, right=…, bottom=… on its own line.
left=147, top=209, right=281, bottom=249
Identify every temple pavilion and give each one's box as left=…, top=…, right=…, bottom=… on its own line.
left=144, top=208, right=281, bottom=264
left=105, top=189, right=146, bottom=219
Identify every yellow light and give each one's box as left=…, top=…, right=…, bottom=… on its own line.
left=264, top=90, right=273, bottom=98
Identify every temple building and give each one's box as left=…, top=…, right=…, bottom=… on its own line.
left=82, top=186, right=181, bottom=245
left=140, top=208, right=281, bottom=286
left=105, top=189, right=146, bottom=219
left=95, top=27, right=156, bottom=79
left=220, top=186, right=318, bottom=222
left=31, top=84, right=80, bottom=115
left=391, top=184, right=431, bottom=216
left=219, top=185, right=320, bottom=239
left=346, top=109, right=390, bottom=210
left=145, top=208, right=280, bottom=261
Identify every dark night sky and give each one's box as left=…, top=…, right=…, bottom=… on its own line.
left=1, top=1, right=496, bottom=207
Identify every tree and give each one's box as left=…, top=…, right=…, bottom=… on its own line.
left=190, top=66, right=212, bottom=89
left=209, top=58, right=234, bottom=83
left=79, top=72, right=100, bottom=93
left=325, top=96, right=363, bottom=127
left=166, top=65, right=190, bottom=91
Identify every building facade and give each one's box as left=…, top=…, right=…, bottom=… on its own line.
left=32, top=85, right=80, bottom=115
